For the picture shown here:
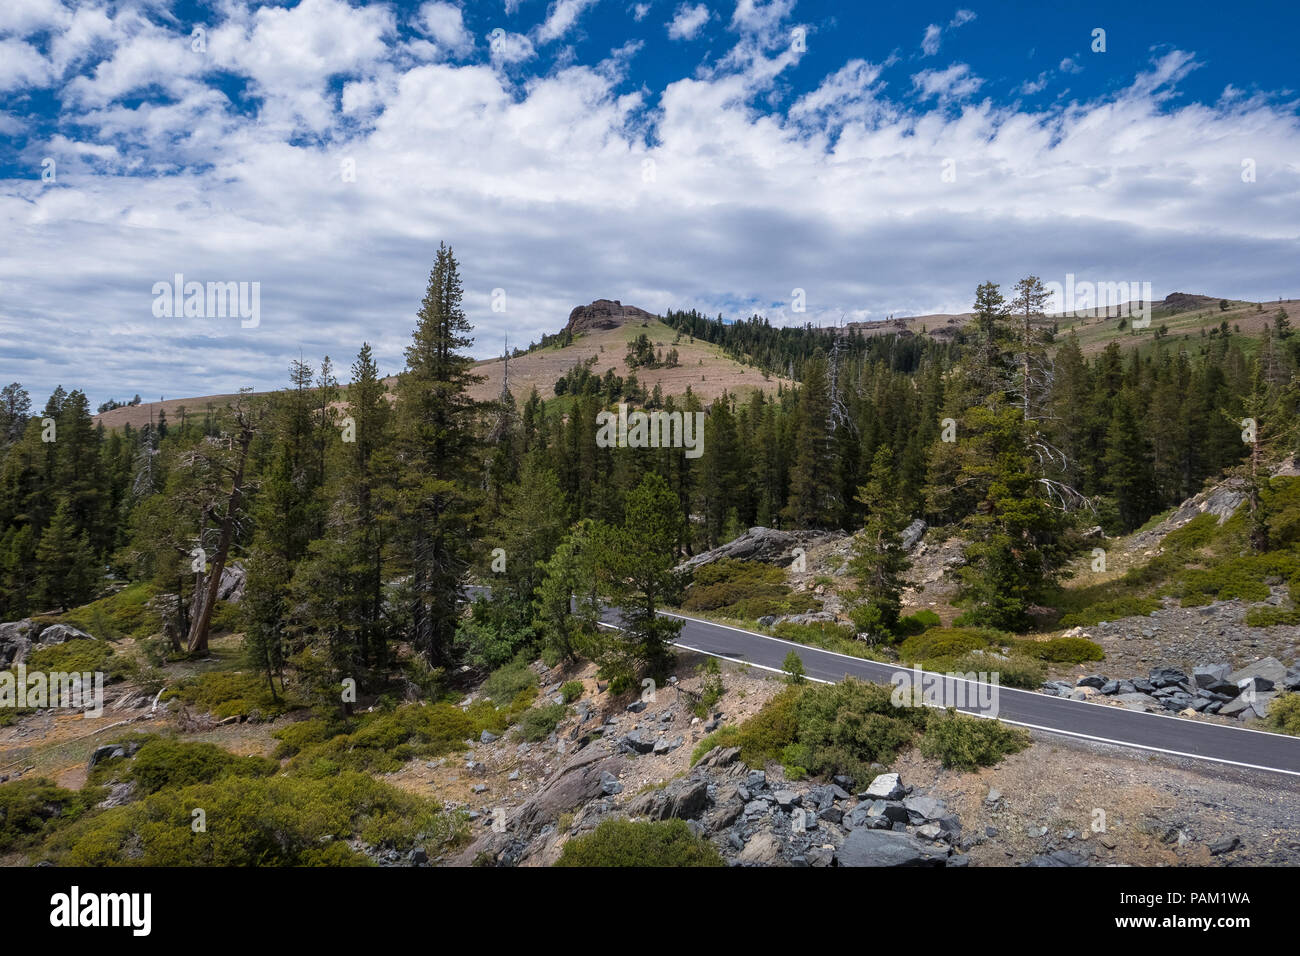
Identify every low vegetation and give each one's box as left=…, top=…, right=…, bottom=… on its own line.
left=554, top=818, right=724, bottom=867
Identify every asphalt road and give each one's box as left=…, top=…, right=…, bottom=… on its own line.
left=653, top=609, right=1300, bottom=778
left=466, top=587, right=1300, bottom=777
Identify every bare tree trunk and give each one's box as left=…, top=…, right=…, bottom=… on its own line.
left=185, top=427, right=253, bottom=654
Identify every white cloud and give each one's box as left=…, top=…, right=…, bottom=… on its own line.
left=415, top=2, right=475, bottom=58
left=488, top=29, right=536, bottom=65
left=911, top=62, right=983, bottom=100
left=1019, top=71, right=1049, bottom=95
left=0, top=38, right=54, bottom=90
left=1059, top=56, right=1082, bottom=74
left=949, top=9, right=976, bottom=29
left=4, top=21, right=1299, bottom=406
left=535, top=0, right=599, bottom=44
left=632, top=2, right=651, bottom=22
left=667, top=2, right=710, bottom=40
left=921, top=24, right=941, bottom=56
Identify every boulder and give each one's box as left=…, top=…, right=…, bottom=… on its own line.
left=1228, top=657, right=1288, bottom=688
left=737, top=831, right=784, bottom=865
left=902, top=795, right=947, bottom=824
left=862, top=772, right=906, bottom=801
left=900, top=519, right=927, bottom=552
left=216, top=562, right=246, bottom=603
left=677, top=526, right=843, bottom=572
left=620, top=731, right=655, bottom=755
left=36, top=623, right=94, bottom=646
left=835, top=828, right=949, bottom=867
left=0, top=619, right=36, bottom=666
left=1148, top=667, right=1189, bottom=688
left=1076, top=675, right=1108, bottom=689
left=1109, top=692, right=1162, bottom=713
left=510, top=747, right=626, bottom=839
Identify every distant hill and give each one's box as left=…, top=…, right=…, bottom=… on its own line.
left=94, top=300, right=788, bottom=429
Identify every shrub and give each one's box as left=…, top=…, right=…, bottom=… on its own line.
left=289, top=702, right=498, bottom=776
left=682, top=559, right=817, bottom=620
left=119, top=738, right=277, bottom=795
left=898, top=609, right=941, bottom=635
left=1264, top=693, right=1300, bottom=736
left=514, top=703, right=567, bottom=742
left=694, top=657, right=724, bottom=717
left=919, top=708, right=1031, bottom=771
left=782, top=650, right=805, bottom=684
left=44, top=772, right=465, bottom=866
left=480, top=659, right=538, bottom=707
left=691, top=686, right=803, bottom=768
left=560, top=680, right=584, bottom=703
left=793, top=678, right=927, bottom=782
left=55, top=582, right=161, bottom=641
left=554, top=818, right=723, bottom=867
left=25, top=638, right=115, bottom=676
left=947, top=650, right=1045, bottom=690
left=1015, top=636, right=1104, bottom=663
left=272, top=718, right=337, bottom=759
left=161, top=670, right=294, bottom=721
left=898, top=628, right=991, bottom=665
left=0, top=778, right=98, bottom=853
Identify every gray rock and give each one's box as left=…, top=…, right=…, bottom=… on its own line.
left=902, top=795, right=947, bottom=823
left=862, top=772, right=906, bottom=800
left=480, top=729, right=498, bottom=744
left=35, top=623, right=93, bottom=646
left=1149, top=667, right=1189, bottom=688
left=835, top=827, right=949, bottom=867
left=88, top=745, right=126, bottom=769
left=1076, top=675, right=1108, bottom=689
left=773, top=789, right=801, bottom=809
left=900, top=518, right=927, bottom=552
left=652, top=735, right=684, bottom=756
left=1228, top=657, right=1287, bottom=688
left=620, top=730, right=655, bottom=754
left=1209, top=835, right=1241, bottom=855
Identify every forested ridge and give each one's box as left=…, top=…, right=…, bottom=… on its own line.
left=1, top=248, right=1297, bottom=702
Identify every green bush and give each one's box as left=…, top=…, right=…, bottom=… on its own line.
left=782, top=650, right=805, bottom=684
left=898, top=628, right=991, bottom=665
left=793, top=678, right=927, bottom=782
left=1245, top=606, right=1300, bottom=627
left=682, top=559, right=817, bottom=620
left=161, top=670, right=294, bottom=721
left=55, top=582, right=161, bottom=641
left=694, top=657, right=724, bottom=716
left=0, top=778, right=98, bottom=853
left=1057, top=595, right=1160, bottom=629
left=514, top=703, right=567, bottom=742
left=119, top=738, right=277, bottom=795
left=1015, top=636, right=1104, bottom=663
left=691, top=686, right=802, bottom=768
left=898, top=609, right=941, bottom=635
left=919, top=708, right=1031, bottom=771
left=288, top=702, right=498, bottom=776
left=271, top=718, right=338, bottom=759
left=44, top=771, right=464, bottom=866
left=25, top=638, right=115, bottom=676
left=1264, top=693, right=1300, bottom=736
left=554, top=818, right=723, bottom=867
left=560, top=680, right=584, bottom=703
left=480, top=659, right=538, bottom=707
left=945, top=651, right=1045, bottom=690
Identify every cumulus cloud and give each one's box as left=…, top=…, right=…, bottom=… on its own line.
left=415, top=2, right=475, bottom=58
left=667, top=2, right=710, bottom=40
left=2, top=6, right=1298, bottom=406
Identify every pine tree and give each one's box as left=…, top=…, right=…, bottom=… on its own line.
left=591, top=472, right=684, bottom=679
left=393, top=243, right=484, bottom=665
left=847, top=445, right=911, bottom=641
left=783, top=352, right=842, bottom=529
left=35, top=498, right=96, bottom=611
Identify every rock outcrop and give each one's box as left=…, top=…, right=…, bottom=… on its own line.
left=565, top=299, right=658, bottom=336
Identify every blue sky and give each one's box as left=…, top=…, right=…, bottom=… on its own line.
left=2, top=0, right=1298, bottom=406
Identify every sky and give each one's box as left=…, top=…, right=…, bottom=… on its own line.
left=1, top=0, right=1298, bottom=407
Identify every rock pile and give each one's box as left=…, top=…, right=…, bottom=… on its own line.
left=1042, top=656, right=1298, bottom=720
